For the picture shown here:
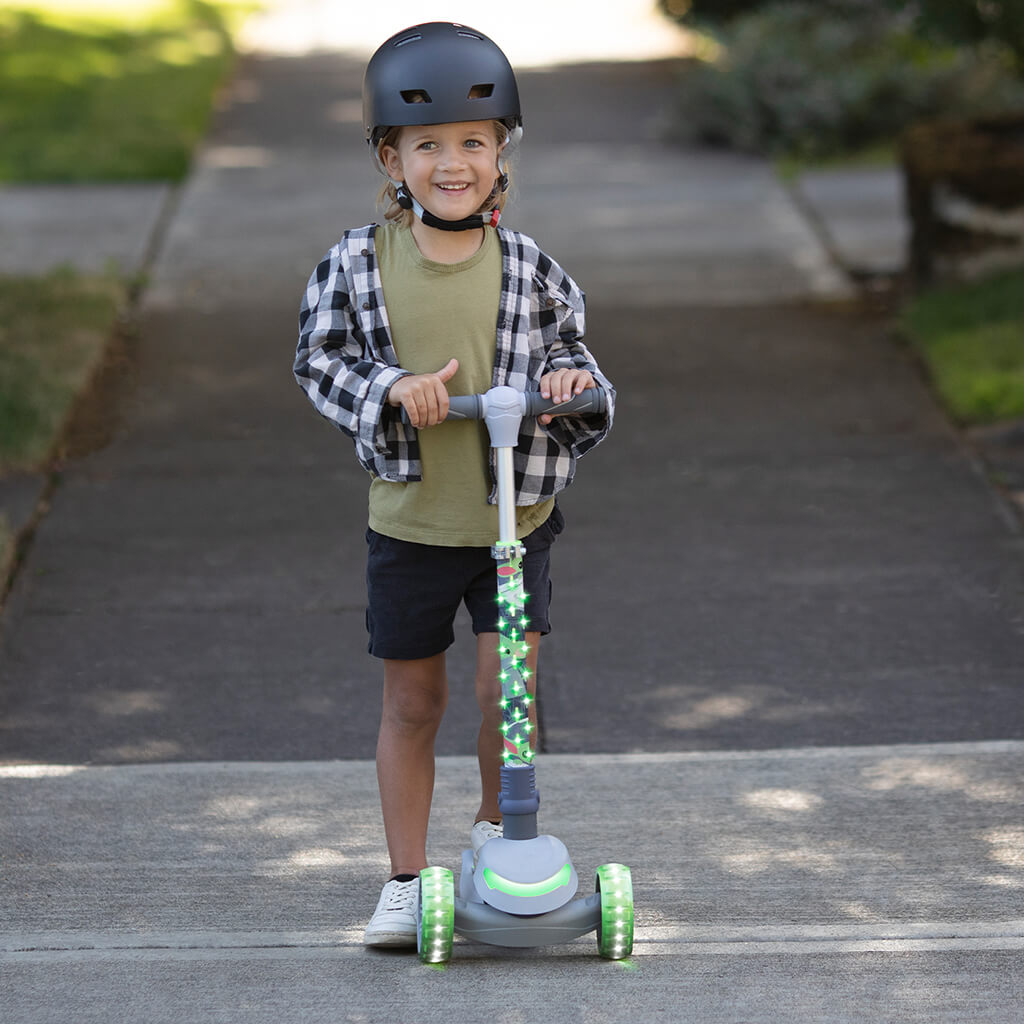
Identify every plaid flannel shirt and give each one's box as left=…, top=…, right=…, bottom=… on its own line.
left=294, top=224, right=614, bottom=506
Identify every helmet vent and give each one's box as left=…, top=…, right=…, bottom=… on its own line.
left=400, top=89, right=432, bottom=105
left=468, top=84, right=494, bottom=99
left=456, top=29, right=484, bottom=40
left=394, top=32, right=422, bottom=47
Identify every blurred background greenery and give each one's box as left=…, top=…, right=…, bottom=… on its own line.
left=0, top=0, right=249, bottom=182
left=659, top=0, right=1024, bottom=161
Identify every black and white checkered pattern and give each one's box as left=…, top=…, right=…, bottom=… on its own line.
left=294, top=224, right=614, bottom=505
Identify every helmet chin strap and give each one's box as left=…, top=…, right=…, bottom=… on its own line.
left=395, top=183, right=501, bottom=231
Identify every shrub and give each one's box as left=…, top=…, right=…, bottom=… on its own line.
left=670, top=0, right=1024, bottom=159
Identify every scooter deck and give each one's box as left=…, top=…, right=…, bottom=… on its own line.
left=453, top=893, right=603, bottom=948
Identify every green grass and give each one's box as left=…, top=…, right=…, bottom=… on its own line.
left=901, top=267, right=1024, bottom=425
left=0, top=270, right=126, bottom=473
left=0, top=1, right=244, bottom=182
left=776, top=142, right=898, bottom=183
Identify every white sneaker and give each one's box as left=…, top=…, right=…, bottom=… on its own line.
left=471, top=820, right=503, bottom=861
left=363, top=877, right=419, bottom=948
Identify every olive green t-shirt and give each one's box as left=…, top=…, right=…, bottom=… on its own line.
left=370, top=223, right=553, bottom=546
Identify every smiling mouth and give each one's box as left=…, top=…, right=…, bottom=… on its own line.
left=436, top=183, right=471, bottom=192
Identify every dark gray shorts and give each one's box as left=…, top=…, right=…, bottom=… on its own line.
left=365, top=505, right=563, bottom=660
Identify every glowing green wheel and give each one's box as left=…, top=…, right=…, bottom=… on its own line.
left=595, top=863, right=633, bottom=959
left=418, top=867, right=455, bottom=964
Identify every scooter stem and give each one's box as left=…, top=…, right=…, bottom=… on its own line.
left=495, top=447, right=517, bottom=545
left=479, top=387, right=540, bottom=835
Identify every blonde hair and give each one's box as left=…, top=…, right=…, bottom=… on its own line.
left=375, top=120, right=515, bottom=227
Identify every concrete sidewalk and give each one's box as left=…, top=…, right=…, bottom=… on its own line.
left=3, top=6, right=1024, bottom=1021
left=4, top=743, right=1024, bottom=1022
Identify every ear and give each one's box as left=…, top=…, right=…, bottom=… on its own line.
left=381, top=143, right=403, bottom=182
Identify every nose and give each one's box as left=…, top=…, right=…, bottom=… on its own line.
left=438, top=144, right=467, bottom=171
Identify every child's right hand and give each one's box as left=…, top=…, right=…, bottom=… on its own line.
left=387, top=358, right=459, bottom=428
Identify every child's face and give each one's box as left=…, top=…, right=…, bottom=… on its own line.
left=382, top=121, right=503, bottom=222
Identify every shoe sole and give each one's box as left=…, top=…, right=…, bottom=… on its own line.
left=364, top=929, right=417, bottom=948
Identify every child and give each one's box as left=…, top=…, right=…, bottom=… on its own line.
left=293, top=21, right=614, bottom=948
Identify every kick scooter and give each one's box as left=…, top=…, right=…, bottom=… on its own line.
left=412, top=385, right=634, bottom=963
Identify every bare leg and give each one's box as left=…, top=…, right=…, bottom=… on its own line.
left=474, top=631, right=540, bottom=823
left=376, top=653, right=448, bottom=878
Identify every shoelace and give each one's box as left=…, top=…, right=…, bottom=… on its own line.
left=382, top=881, right=418, bottom=911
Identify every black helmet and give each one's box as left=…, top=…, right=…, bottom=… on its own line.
left=363, top=22, right=522, bottom=147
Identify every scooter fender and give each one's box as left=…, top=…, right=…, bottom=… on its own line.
left=473, top=834, right=579, bottom=915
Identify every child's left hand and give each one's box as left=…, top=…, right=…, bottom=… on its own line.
left=538, top=369, right=596, bottom=425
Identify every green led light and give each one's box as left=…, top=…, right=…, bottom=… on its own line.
left=482, top=862, right=572, bottom=898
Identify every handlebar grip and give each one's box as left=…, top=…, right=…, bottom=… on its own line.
left=522, top=387, right=606, bottom=419
left=446, top=395, right=484, bottom=420
left=398, top=394, right=482, bottom=426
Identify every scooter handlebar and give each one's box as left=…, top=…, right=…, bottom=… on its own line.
left=400, top=388, right=606, bottom=425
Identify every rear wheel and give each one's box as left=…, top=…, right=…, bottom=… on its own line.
left=418, top=867, right=455, bottom=964
left=595, top=863, right=633, bottom=959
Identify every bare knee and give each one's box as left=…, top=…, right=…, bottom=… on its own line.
left=382, top=656, right=448, bottom=733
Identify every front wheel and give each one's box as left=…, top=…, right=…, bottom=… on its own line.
left=595, top=863, right=633, bottom=959
left=418, top=866, right=455, bottom=964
